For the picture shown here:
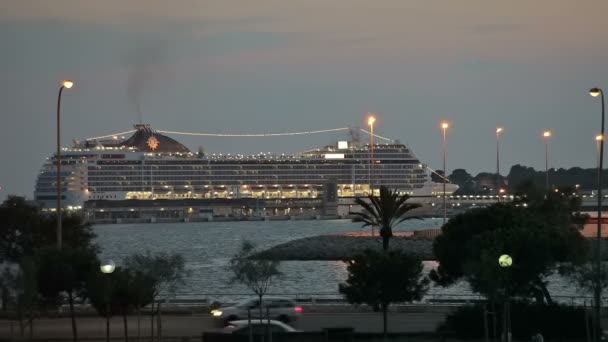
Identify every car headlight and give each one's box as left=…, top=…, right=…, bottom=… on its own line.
left=211, top=310, right=223, bottom=317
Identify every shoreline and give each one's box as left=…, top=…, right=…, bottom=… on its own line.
left=87, top=214, right=444, bottom=225
left=253, top=233, right=438, bottom=261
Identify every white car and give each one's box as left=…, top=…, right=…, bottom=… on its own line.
left=211, top=297, right=303, bottom=325
left=220, top=319, right=300, bottom=334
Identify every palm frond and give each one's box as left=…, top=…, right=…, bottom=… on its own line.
left=351, top=186, right=423, bottom=250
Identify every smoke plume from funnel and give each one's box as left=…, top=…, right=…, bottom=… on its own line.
left=126, top=40, right=169, bottom=124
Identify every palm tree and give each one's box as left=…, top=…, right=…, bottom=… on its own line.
left=350, top=186, right=422, bottom=251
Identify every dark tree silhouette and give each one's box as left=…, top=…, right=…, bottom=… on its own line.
left=350, top=186, right=422, bottom=251
left=339, top=250, right=428, bottom=337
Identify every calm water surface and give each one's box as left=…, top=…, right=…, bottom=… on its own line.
left=93, top=219, right=581, bottom=303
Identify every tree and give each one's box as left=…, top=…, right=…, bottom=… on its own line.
left=339, top=250, right=429, bottom=337
left=568, top=262, right=608, bottom=297
left=0, top=196, right=98, bottom=263
left=0, top=259, right=38, bottom=341
left=431, top=170, right=445, bottom=183
left=229, top=241, right=282, bottom=319
left=88, top=267, right=155, bottom=342
left=449, top=169, right=476, bottom=194
left=123, top=252, right=187, bottom=341
left=430, top=203, right=588, bottom=304
left=36, top=247, right=99, bottom=342
left=0, top=196, right=41, bottom=263
left=350, top=186, right=422, bottom=251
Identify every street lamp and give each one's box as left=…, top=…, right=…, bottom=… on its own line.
left=498, top=254, right=513, bottom=342
left=590, top=87, right=605, bottom=342
left=496, top=128, right=503, bottom=200
left=597, top=135, right=603, bottom=162
left=368, top=115, right=376, bottom=196
left=100, top=259, right=116, bottom=342
left=542, top=130, right=551, bottom=191
left=441, top=122, right=449, bottom=225
left=56, top=79, right=74, bottom=249
left=368, top=114, right=376, bottom=237
left=597, top=135, right=603, bottom=186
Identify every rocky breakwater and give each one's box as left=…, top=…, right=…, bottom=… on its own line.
left=253, top=232, right=436, bottom=261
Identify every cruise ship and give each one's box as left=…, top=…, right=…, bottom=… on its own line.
left=34, top=124, right=456, bottom=210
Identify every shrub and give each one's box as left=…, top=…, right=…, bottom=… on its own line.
left=439, top=302, right=590, bottom=340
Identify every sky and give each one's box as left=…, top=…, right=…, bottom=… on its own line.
left=1, top=1, right=608, bottom=198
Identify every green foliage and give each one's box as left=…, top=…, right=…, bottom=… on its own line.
left=230, top=241, right=281, bottom=298
left=123, top=251, right=187, bottom=299
left=431, top=203, right=588, bottom=303
left=35, top=247, right=99, bottom=342
left=440, top=302, right=590, bottom=340
left=567, top=261, right=608, bottom=295
left=0, top=196, right=40, bottom=263
left=350, top=186, right=422, bottom=251
left=35, top=247, right=99, bottom=308
left=0, top=196, right=98, bottom=263
left=339, top=249, right=428, bottom=336
left=87, top=267, right=155, bottom=317
left=15, top=257, right=38, bottom=312
left=449, top=169, right=477, bottom=195
left=339, top=249, right=429, bottom=307
left=508, top=164, right=608, bottom=191
left=0, top=258, right=38, bottom=339
left=431, top=170, right=445, bottom=183
left=438, top=164, right=608, bottom=194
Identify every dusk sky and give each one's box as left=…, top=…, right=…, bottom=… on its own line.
left=2, top=1, right=608, bottom=198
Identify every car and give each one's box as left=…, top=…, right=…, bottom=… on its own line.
left=220, top=319, right=300, bottom=334
left=211, top=297, right=303, bottom=325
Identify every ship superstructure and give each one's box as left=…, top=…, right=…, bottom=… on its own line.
left=34, top=124, right=453, bottom=209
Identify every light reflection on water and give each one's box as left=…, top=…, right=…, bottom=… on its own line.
left=93, top=219, right=582, bottom=303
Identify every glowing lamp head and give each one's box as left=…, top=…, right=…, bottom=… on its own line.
left=597, top=135, right=604, bottom=141
left=61, top=80, right=74, bottom=89
left=543, top=131, right=551, bottom=138
left=368, top=116, right=376, bottom=126
left=498, top=254, right=513, bottom=267
left=496, top=127, right=503, bottom=134
left=441, top=122, right=449, bottom=129
left=590, top=88, right=602, bottom=97
left=100, top=259, right=116, bottom=274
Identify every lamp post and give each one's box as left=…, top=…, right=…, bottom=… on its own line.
left=499, top=254, right=513, bottom=342
left=100, top=259, right=116, bottom=342
left=496, top=128, right=503, bottom=200
left=56, top=80, right=74, bottom=249
left=542, top=131, right=551, bottom=191
left=368, top=114, right=376, bottom=237
left=590, top=87, right=605, bottom=342
left=597, top=135, right=603, bottom=169
left=368, top=115, right=376, bottom=196
left=441, top=122, right=449, bottom=225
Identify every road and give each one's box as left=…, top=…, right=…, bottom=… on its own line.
left=0, top=312, right=445, bottom=340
